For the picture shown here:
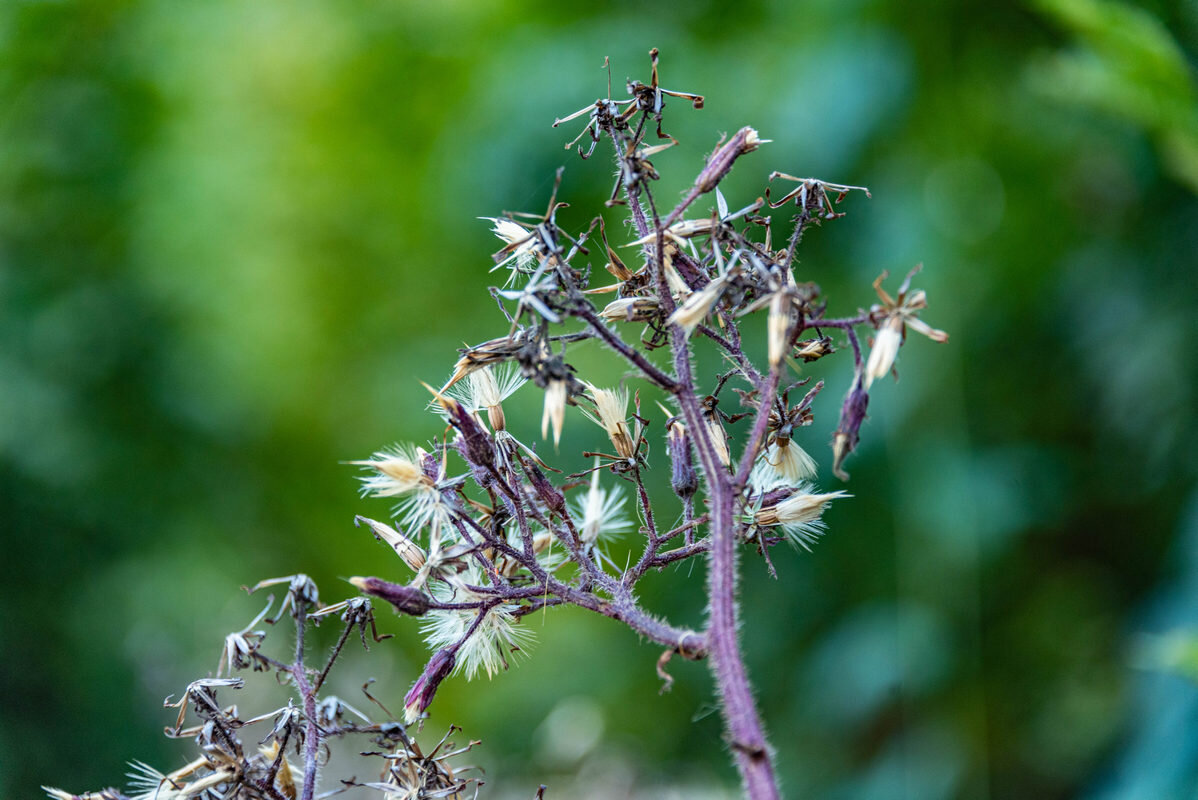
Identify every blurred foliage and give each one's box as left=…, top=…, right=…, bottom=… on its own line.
left=1, top=0, right=1195, bottom=798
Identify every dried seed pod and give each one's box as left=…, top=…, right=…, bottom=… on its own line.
left=354, top=515, right=426, bottom=572
left=694, top=127, right=767, bottom=193
left=832, top=379, right=870, bottom=481
left=404, top=649, right=456, bottom=724
left=349, top=576, right=431, bottom=617
left=663, top=409, right=698, bottom=499
left=599, top=296, right=659, bottom=322
left=794, top=336, right=834, bottom=362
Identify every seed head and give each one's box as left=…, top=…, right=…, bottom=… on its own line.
left=599, top=296, right=659, bottom=322
left=755, top=487, right=851, bottom=551
left=354, top=515, right=426, bottom=571
left=483, top=217, right=540, bottom=285
left=583, top=383, right=635, bottom=460
left=767, top=291, right=791, bottom=366
left=422, top=581, right=535, bottom=681
left=572, top=467, right=631, bottom=547
left=762, top=438, right=817, bottom=484
left=348, top=445, right=433, bottom=498
left=541, top=378, right=568, bottom=446
left=667, top=274, right=727, bottom=337
left=864, top=315, right=904, bottom=389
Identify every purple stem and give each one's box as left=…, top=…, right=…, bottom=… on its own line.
left=636, top=176, right=780, bottom=797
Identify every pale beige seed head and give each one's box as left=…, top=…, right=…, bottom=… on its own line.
left=356, top=516, right=427, bottom=571
left=585, top=383, right=635, bottom=460
left=707, top=416, right=731, bottom=466
left=599, top=296, right=659, bottom=322
left=348, top=446, right=432, bottom=498
left=581, top=469, right=605, bottom=544
left=470, top=366, right=502, bottom=409
left=667, top=274, right=726, bottom=337
left=541, top=379, right=568, bottom=446
left=573, top=466, right=630, bottom=547
left=742, top=127, right=768, bottom=152
left=768, top=291, right=791, bottom=366
left=489, top=217, right=528, bottom=246
left=463, top=363, right=524, bottom=431
left=757, top=489, right=850, bottom=527
left=663, top=260, right=691, bottom=297
left=764, top=438, right=818, bottom=483
left=864, top=315, right=904, bottom=389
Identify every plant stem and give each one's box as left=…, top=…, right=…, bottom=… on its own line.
left=706, top=475, right=779, bottom=799
left=654, top=204, right=780, bottom=800
left=291, top=604, right=321, bottom=800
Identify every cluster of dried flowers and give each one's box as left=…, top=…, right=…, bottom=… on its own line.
left=46, top=50, right=945, bottom=800
left=44, top=575, right=488, bottom=800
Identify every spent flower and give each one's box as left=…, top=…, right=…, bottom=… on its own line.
left=864, top=265, right=949, bottom=389
left=755, top=486, right=851, bottom=551
left=422, top=568, right=535, bottom=681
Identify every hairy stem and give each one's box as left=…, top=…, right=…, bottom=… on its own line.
left=642, top=174, right=780, bottom=798
left=291, top=604, right=321, bottom=800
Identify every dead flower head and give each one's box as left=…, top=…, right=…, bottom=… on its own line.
left=864, top=264, right=949, bottom=389
left=583, top=383, right=636, bottom=460
left=754, top=487, right=851, bottom=551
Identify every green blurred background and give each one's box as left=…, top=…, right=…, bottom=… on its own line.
left=2, top=0, right=1196, bottom=797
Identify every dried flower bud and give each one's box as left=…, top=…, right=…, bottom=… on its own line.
left=767, top=291, right=791, bottom=366
left=259, top=742, right=300, bottom=799
left=666, top=416, right=697, bottom=499
left=755, top=488, right=850, bottom=551
left=404, top=648, right=456, bottom=725
left=864, top=315, right=904, bottom=389
left=355, top=515, right=427, bottom=571
left=599, top=296, right=660, bottom=322
left=444, top=330, right=529, bottom=390
left=695, top=126, right=768, bottom=194
left=627, top=218, right=715, bottom=246
left=832, top=379, right=870, bottom=481
left=525, top=460, right=567, bottom=516
left=865, top=266, right=948, bottom=388
left=541, top=378, right=568, bottom=446
left=349, top=576, right=430, bottom=617
left=794, top=336, right=834, bottom=362
left=668, top=273, right=728, bottom=337
left=707, top=416, right=731, bottom=467
left=584, top=384, right=635, bottom=460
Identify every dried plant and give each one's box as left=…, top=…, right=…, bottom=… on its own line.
left=46, top=49, right=947, bottom=800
